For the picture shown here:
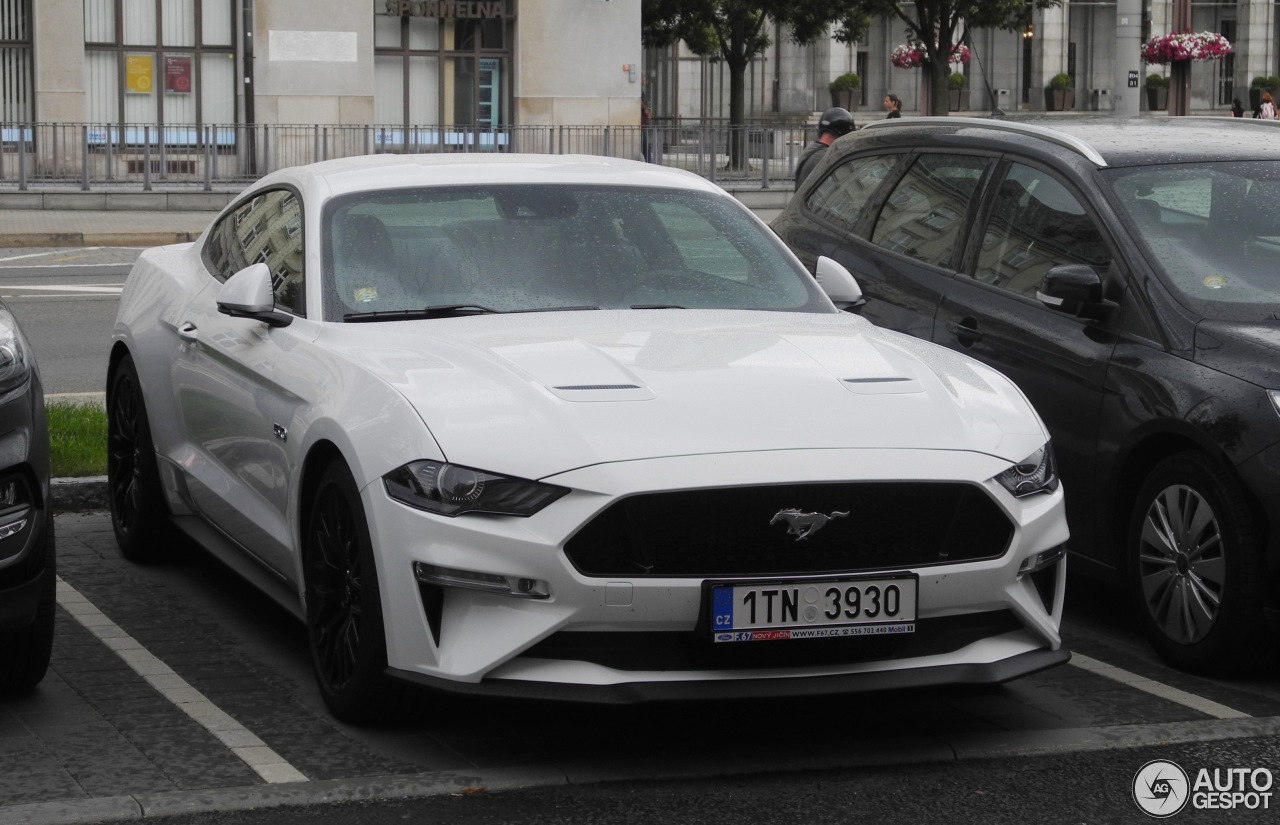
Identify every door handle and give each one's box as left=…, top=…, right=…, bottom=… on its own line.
left=947, top=319, right=982, bottom=346
left=178, top=322, right=198, bottom=342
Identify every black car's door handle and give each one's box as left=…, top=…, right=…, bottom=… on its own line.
left=947, top=319, right=983, bottom=346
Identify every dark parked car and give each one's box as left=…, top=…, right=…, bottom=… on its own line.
left=772, top=115, right=1280, bottom=674
left=0, top=300, right=53, bottom=694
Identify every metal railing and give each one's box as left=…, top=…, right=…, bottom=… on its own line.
left=0, top=121, right=813, bottom=192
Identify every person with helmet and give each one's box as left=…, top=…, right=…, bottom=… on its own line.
left=794, top=107, right=855, bottom=188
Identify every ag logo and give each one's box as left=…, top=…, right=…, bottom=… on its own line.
left=1133, top=759, right=1190, bottom=818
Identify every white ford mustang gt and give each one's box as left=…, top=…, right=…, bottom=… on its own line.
left=108, top=153, right=1069, bottom=721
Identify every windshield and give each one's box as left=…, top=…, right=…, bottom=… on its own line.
left=321, top=184, right=827, bottom=321
left=1103, top=161, right=1280, bottom=319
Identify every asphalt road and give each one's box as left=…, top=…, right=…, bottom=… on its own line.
left=0, top=246, right=135, bottom=397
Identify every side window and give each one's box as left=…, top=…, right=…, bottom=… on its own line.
left=974, top=164, right=1111, bottom=299
left=203, top=189, right=305, bottom=315
left=805, top=154, right=899, bottom=231
left=870, top=154, right=989, bottom=268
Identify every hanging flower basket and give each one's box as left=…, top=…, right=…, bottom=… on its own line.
left=890, top=42, right=971, bottom=69
left=1140, top=31, right=1232, bottom=65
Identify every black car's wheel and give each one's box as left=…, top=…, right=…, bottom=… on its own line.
left=303, top=461, right=400, bottom=723
left=107, top=354, right=171, bottom=562
left=0, top=515, right=55, bottom=695
left=1128, top=451, right=1266, bottom=674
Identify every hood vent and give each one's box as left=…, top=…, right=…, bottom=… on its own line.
left=554, top=384, right=642, bottom=391
left=547, top=383, right=656, bottom=402
left=841, top=376, right=924, bottom=395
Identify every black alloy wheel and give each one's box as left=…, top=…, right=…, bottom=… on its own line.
left=1129, top=450, right=1266, bottom=674
left=107, top=355, right=170, bottom=562
left=304, top=461, right=398, bottom=722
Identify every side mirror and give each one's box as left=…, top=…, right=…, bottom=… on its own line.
left=1036, top=264, right=1112, bottom=319
left=814, top=256, right=865, bottom=311
left=217, top=263, right=293, bottom=328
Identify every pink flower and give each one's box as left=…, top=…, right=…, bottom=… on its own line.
left=1141, top=31, right=1232, bottom=65
left=890, top=42, right=970, bottom=69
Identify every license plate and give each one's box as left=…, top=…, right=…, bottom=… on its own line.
left=708, top=575, right=917, bottom=643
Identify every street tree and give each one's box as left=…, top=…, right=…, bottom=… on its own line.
left=846, top=0, right=1062, bottom=117
left=641, top=1, right=869, bottom=168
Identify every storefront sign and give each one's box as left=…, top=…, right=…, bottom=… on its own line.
left=125, top=55, right=154, bottom=94
left=380, top=1, right=508, bottom=19
left=165, top=55, right=192, bottom=94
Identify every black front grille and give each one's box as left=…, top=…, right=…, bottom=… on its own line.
left=524, top=611, right=1023, bottom=671
left=564, top=482, right=1012, bottom=577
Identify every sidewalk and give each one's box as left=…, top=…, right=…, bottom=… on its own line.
left=0, top=209, right=214, bottom=248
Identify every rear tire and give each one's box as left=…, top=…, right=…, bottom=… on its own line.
left=107, top=354, right=172, bottom=563
left=1128, top=451, right=1266, bottom=674
left=303, top=461, right=402, bottom=723
left=0, top=515, right=55, bottom=695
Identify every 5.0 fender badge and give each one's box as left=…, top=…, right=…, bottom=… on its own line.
left=770, top=508, right=849, bottom=541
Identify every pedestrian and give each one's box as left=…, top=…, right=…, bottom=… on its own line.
left=794, top=107, right=855, bottom=188
left=1232, top=97, right=1245, bottom=118
left=883, top=93, right=902, bottom=119
left=1261, top=92, right=1277, bottom=120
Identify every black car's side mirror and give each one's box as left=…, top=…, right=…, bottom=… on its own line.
left=1036, top=264, right=1115, bottom=320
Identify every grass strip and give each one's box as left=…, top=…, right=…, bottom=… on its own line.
left=47, top=400, right=107, bottom=478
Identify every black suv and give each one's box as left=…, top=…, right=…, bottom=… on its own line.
left=772, top=116, right=1280, bottom=674
left=0, top=300, right=53, bottom=694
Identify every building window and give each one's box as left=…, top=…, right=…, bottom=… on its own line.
left=373, top=2, right=512, bottom=147
left=84, top=0, right=235, bottom=130
left=0, top=0, right=33, bottom=122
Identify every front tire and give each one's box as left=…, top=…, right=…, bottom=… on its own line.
left=107, top=354, right=171, bottom=563
left=303, top=461, right=399, bottom=723
left=1128, top=451, right=1266, bottom=674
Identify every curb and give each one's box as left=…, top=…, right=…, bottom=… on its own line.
left=51, top=476, right=108, bottom=513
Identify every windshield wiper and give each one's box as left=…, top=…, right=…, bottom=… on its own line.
left=630, top=304, right=685, bottom=310
left=344, top=304, right=500, bottom=322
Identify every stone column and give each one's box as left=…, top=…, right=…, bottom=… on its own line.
left=1033, top=4, right=1071, bottom=111
left=1114, top=0, right=1142, bottom=117
left=32, top=0, right=86, bottom=123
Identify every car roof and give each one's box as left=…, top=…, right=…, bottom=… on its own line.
left=255, top=152, right=723, bottom=199
left=855, top=116, right=1280, bottom=168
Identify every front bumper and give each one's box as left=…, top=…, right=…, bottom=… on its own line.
left=362, top=448, right=1069, bottom=696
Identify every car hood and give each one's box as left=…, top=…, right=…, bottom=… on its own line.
left=1195, top=320, right=1280, bottom=388
left=324, top=310, right=1047, bottom=480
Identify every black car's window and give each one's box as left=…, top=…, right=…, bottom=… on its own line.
left=204, top=188, right=305, bottom=315
left=805, top=154, right=899, bottom=231
left=870, top=154, right=989, bottom=268
left=973, top=164, right=1111, bottom=299
left=1104, top=161, right=1280, bottom=318
left=321, top=184, right=828, bottom=321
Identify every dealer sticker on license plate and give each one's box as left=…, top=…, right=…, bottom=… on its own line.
left=709, top=575, right=917, bottom=643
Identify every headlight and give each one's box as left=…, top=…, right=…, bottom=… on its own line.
left=1269, top=390, right=1280, bottom=419
left=994, top=443, right=1059, bottom=498
left=0, top=309, right=31, bottom=396
left=384, top=460, right=568, bottom=517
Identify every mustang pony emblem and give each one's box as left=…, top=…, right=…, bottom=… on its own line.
left=770, top=508, right=849, bottom=541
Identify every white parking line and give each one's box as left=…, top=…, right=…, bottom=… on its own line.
left=1070, top=652, right=1250, bottom=720
left=55, top=578, right=310, bottom=784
